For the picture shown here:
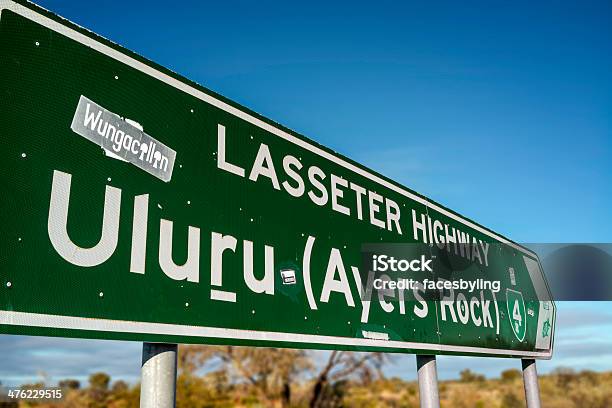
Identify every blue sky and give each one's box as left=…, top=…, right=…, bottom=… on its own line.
left=1, top=0, right=611, bottom=385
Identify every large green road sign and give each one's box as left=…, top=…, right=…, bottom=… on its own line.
left=0, top=0, right=555, bottom=358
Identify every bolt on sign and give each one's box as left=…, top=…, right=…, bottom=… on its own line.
left=0, top=0, right=555, bottom=358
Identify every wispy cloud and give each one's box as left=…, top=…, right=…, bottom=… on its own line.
left=0, top=335, right=141, bottom=387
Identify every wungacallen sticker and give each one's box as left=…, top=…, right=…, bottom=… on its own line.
left=70, top=95, right=176, bottom=182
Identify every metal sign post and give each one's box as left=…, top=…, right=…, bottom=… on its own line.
left=416, top=355, right=440, bottom=408
left=140, top=343, right=178, bottom=408
left=521, top=358, right=541, bottom=408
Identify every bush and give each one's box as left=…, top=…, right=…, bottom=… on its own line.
left=501, top=369, right=522, bottom=382
left=459, top=369, right=486, bottom=382
left=552, top=367, right=576, bottom=387
left=58, top=379, right=81, bottom=390
left=578, top=370, right=599, bottom=385
left=501, top=391, right=524, bottom=408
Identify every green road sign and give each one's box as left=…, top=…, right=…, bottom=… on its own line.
left=0, top=0, right=555, bottom=358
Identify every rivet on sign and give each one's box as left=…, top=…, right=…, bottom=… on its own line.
left=251, top=310, right=255, bottom=314
left=99, top=292, right=104, bottom=297
left=304, top=316, right=308, bottom=320
left=190, top=109, right=194, bottom=113
left=107, top=177, right=111, bottom=182
left=250, top=136, right=253, bottom=140
left=35, top=41, right=39, bottom=46
left=114, top=75, right=119, bottom=80
left=250, top=218, right=254, bottom=222
left=185, top=302, right=189, bottom=307
left=179, top=164, right=183, bottom=168
left=18, top=237, right=22, bottom=242
left=347, top=321, right=351, bottom=325
left=21, top=153, right=27, bottom=158
left=6, top=282, right=12, bottom=288
left=187, top=200, right=191, bottom=205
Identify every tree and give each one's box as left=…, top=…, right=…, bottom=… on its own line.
left=501, top=369, right=522, bottom=382
left=106, top=380, right=139, bottom=408
left=88, top=372, right=111, bottom=407
left=180, top=345, right=312, bottom=406
left=89, top=372, right=110, bottom=390
left=111, top=380, right=128, bottom=393
left=180, top=345, right=388, bottom=407
left=309, top=351, right=387, bottom=408
left=459, top=369, right=485, bottom=383
left=59, top=379, right=81, bottom=390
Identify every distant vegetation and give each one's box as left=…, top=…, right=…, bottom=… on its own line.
left=3, top=348, right=611, bottom=407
